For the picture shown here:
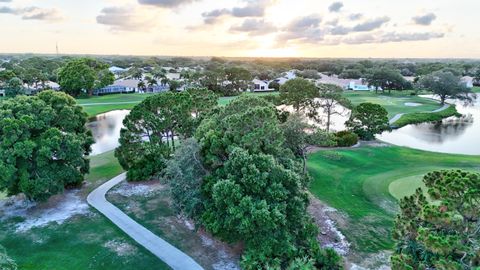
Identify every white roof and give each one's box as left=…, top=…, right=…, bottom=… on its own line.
left=112, top=79, right=140, bottom=88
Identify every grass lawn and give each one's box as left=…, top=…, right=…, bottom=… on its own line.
left=78, top=92, right=279, bottom=116
left=0, top=150, right=170, bottom=270
left=307, top=145, right=480, bottom=253
left=473, top=86, right=480, bottom=93
left=343, top=91, right=442, bottom=118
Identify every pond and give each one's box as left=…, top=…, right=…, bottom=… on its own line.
left=377, top=98, right=480, bottom=155
left=87, top=110, right=129, bottom=156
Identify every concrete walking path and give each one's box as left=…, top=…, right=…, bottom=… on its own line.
left=87, top=173, right=204, bottom=270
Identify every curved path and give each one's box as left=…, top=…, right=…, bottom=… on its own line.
left=389, top=103, right=450, bottom=125
left=87, top=173, right=204, bottom=270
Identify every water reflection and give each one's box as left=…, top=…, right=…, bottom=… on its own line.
left=377, top=98, right=480, bottom=155
left=87, top=110, right=129, bottom=156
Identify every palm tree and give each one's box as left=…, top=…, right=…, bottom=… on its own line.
left=137, top=80, right=146, bottom=92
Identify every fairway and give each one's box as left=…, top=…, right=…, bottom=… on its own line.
left=343, top=91, right=442, bottom=118
left=307, top=145, right=480, bottom=253
left=78, top=92, right=279, bottom=116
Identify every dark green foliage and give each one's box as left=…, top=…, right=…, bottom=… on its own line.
left=311, top=84, right=351, bottom=132
left=392, top=170, right=480, bottom=270
left=0, top=91, right=93, bottom=201
left=0, top=245, right=17, bottom=270
left=115, top=92, right=193, bottom=181
left=58, top=58, right=114, bottom=97
left=280, top=78, right=318, bottom=112
left=4, top=77, right=25, bottom=98
left=308, top=129, right=337, bottom=148
left=269, top=80, right=281, bottom=91
left=196, top=96, right=342, bottom=269
left=394, top=105, right=461, bottom=128
left=162, top=138, right=206, bottom=220
left=417, top=71, right=473, bottom=105
left=345, top=102, right=390, bottom=140
left=366, top=68, right=412, bottom=93
left=334, top=131, right=359, bottom=147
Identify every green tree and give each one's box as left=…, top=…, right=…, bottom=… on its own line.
left=309, top=83, right=351, bottom=132
left=392, top=170, right=480, bottom=270
left=5, top=77, right=25, bottom=98
left=162, top=138, right=206, bottom=220
left=417, top=71, right=473, bottom=105
left=366, top=68, right=411, bottom=94
left=186, top=88, right=218, bottom=118
left=0, top=91, right=93, bottom=201
left=115, top=92, right=194, bottom=181
left=0, top=245, right=17, bottom=270
left=58, top=59, right=96, bottom=97
left=280, top=78, right=318, bottom=112
left=195, top=96, right=342, bottom=269
left=58, top=58, right=113, bottom=97
left=345, top=102, right=390, bottom=140
left=224, top=66, right=252, bottom=93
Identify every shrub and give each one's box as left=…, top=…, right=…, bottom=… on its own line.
left=308, top=129, right=337, bottom=147
left=335, top=131, right=359, bottom=147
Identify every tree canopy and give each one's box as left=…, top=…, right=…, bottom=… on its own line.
left=0, top=91, right=93, bottom=201
left=58, top=58, right=113, bottom=97
left=417, top=71, right=473, bottom=105
left=392, top=170, right=479, bottom=270
left=366, top=68, right=412, bottom=93
left=116, top=89, right=217, bottom=181
left=195, top=96, right=342, bottom=269
left=5, top=77, right=25, bottom=98
left=345, top=102, right=390, bottom=140
left=280, top=78, right=318, bottom=112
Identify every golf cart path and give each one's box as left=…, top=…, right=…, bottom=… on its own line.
left=389, top=103, right=450, bottom=125
left=87, top=173, right=204, bottom=270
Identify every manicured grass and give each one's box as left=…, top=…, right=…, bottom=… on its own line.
left=0, top=149, right=170, bottom=270
left=394, top=105, right=461, bottom=128
left=307, top=145, right=480, bottom=253
left=473, top=87, right=480, bottom=93
left=343, top=91, right=442, bottom=118
left=78, top=92, right=279, bottom=116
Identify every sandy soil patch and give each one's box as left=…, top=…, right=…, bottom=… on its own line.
left=103, top=239, right=138, bottom=257
left=0, top=190, right=90, bottom=232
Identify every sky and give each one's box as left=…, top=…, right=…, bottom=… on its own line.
left=0, top=0, right=478, bottom=58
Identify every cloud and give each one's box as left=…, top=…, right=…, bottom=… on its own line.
left=97, top=6, right=156, bottom=32
left=333, top=31, right=444, bottom=45
left=285, top=14, right=322, bottom=31
left=352, top=16, right=390, bottom=32
left=412, top=13, right=436, bottom=25
left=349, top=13, right=362, bottom=21
left=230, top=19, right=277, bottom=36
left=0, top=0, right=12, bottom=2
left=138, top=0, right=199, bottom=8
left=201, top=0, right=273, bottom=24
left=328, top=2, right=343, bottom=12
left=0, top=5, right=63, bottom=21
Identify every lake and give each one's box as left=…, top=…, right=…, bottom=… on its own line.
left=87, top=110, right=129, bottom=156
left=377, top=98, right=480, bottom=155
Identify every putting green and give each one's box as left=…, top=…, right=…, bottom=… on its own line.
left=388, top=175, right=426, bottom=200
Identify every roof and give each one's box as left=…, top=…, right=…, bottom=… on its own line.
left=111, top=79, right=140, bottom=88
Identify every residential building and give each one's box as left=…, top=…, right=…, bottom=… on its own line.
left=252, top=79, right=274, bottom=92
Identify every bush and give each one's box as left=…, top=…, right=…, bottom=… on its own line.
left=335, top=131, right=359, bottom=147
left=308, top=129, right=337, bottom=147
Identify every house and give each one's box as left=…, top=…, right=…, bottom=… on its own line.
left=347, top=82, right=372, bottom=91
left=108, top=66, right=128, bottom=74
left=252, top=79, right=274, bottom=92
left=0, top=89, right=5, bottom=97
left=461, top=76, right=474, bottom=88
left=273, top=70, right=298, bottom=85
left=95, top=79, right=140, bottom=95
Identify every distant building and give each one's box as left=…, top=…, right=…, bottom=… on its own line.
left=347, top=82, right=372, bottom=91
left=273, top=70, right=297, bottom=85
left=462, top=76, right=474, bottom=88
left=252, top=79, right=274, bottom=92
left=0, top=89, right=5, bottom=97
left=108, top=66, right=128, bottom=74
left=95, top=79, right=169, bottom=95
